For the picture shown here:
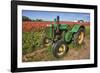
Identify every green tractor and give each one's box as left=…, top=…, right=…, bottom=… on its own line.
left=43, top=16, right=85, bottom=58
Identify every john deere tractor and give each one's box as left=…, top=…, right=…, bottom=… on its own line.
left=43, top=16, right=85, bottom=58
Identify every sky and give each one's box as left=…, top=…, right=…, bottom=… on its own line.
left=22, top=10, right=90, bottom=22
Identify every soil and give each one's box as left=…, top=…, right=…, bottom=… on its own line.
left=63, top=38, right=90, bottom=60
left=22, top=38, right=90, bottom=62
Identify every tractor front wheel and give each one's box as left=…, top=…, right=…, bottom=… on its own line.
left=52, top=40, right=69, bottom=58
left=42, top=37, right=51, bottom=47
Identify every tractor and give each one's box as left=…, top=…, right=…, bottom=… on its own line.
left=43, top=16, right=85, bottom=58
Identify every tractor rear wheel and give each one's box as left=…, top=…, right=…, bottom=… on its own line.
left=73, top=27, right=85, bottom=45
left=52, top=40, right=69, bottom=58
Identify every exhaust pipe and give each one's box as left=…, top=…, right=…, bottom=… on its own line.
left=57, top=16, right=60, bottom=24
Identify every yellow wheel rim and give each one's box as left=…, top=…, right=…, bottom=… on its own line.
left=78, top=32, right=84, bottom=44
left=45, top=39, right=49, bottom=43
left=44, top=38, right=50, bottom=47
left=57, top=44, right=66, bottom=56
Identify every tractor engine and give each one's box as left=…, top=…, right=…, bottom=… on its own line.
left=46, top=16, right=68, bottom=42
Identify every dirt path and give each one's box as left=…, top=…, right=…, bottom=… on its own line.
left=63, top=38, right=90, bottom=60
left=23, top=38, right=90, bottom=62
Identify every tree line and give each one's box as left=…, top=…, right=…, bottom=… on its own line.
left=22, top=16, right=43, bottom=22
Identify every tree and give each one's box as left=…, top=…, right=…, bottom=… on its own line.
left=22, top=16, right=32, bottom=21
left=36, top=19, right=43, bottom=21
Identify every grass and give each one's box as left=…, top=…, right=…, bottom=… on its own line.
left=85, top=26, right=90, bottom=39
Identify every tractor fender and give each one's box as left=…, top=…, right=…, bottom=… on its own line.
left=71, top=24, right=82, bottom=33
left=64, top=25, right=85, bottom=43
left=64, top=24, right=81, bottom=43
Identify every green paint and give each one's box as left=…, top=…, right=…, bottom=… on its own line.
left=71, top=24, right=80, bottom=32
left=64, top=31, right=73, bottom=42
left=47, top=24, right=52, bottom=38
left=59, top=24, right=68, bottom=30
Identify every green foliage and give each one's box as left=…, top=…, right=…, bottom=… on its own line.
left=32, top=19, right=44, bottom=22
left=69, top=43, right=82, bottom=50
left=85, top=26, right=90, bottom=39
left=35, top=19, right=43, bottom=21
left=22, top=16, right=32, bottom=21
left=22, top=32, right=34, bottom=54
left=22, top=28, right=46, bottom=54
left=22, top=16, right=44, bottom=22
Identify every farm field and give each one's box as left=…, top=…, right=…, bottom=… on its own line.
left=22, top=21, right=90, bottom=32
left=22, top=21, right=90, bottom=62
